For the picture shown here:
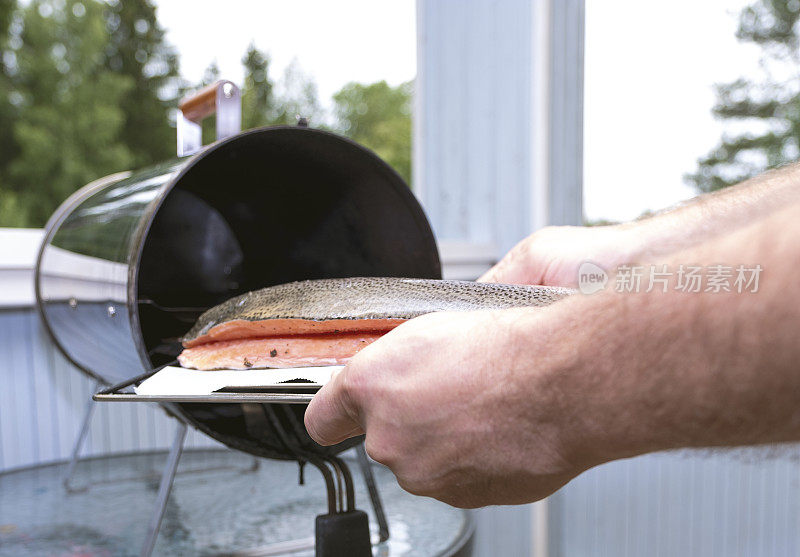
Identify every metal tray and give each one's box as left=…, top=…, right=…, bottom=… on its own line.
left=93, top=364, right=320, bottom=404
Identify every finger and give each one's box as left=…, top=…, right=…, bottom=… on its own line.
left=478, top=246, right=542, bottom=285
left=304, top=367, right=364, bottom=446
left=478, top=257, right=526, bottom=284
left=478, top=246, right=524, bottom=284
left=477, top=265, right=498, bottom=283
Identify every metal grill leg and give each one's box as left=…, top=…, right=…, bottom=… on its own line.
left=357, top=444, right=390, bottom=543
left=63, top=380, right=102, bottom=493
left=140, top=422, right=187, bottom=557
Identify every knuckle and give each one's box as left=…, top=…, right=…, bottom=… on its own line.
left=522, top=233, right=542, bottom=256
left=339, top=365, right=366, bottom=406
left=364, top=435, right=398, bottom=468
left=348, top=341, right=382, bottom=373
left=508, top=237, right=532, bottom=264
left=442, top=493, right=481, bottom=509
left=396, top=474, right=436, bottom=497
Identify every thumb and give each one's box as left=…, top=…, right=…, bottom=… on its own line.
left=478, top=255, right=532, bottom=284
left=304, top=367, right=365, bottom=446
left=478, top=240, right=547, bottom=285
left=477, top=265, right=500, bottom=283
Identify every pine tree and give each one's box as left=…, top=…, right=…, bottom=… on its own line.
left=0, top=0, right=19, bottom=196
left=241, top=43, right=275, bottom=129
left=103, top=0, right=182, bottom=167
left=272, top=60, right=324, bottom=126
left=7, top=0, right=133, bottom=226
left=200, top=60, right=220, bottom=86
left=686, top=0, right=800, bottom=192
left=196, top=60, right=220, bottom=144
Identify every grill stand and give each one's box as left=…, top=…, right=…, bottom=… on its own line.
left=141, top=421, right=187, bottom=557
left=244, top=404, right=379, bottom=557
left=64, top=378, right=260, bottom=494
left=63, top=380, right=103, bottom=493
left=357, top=444, right=390, bottom=543
left=95, top=372, right=390, bottom=556
left=135, top=421, right=260, bottom=557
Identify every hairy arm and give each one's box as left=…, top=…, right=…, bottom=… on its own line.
left=480, top=163, right=800, bottom=286
left=305, top=203, right=800, bottom=508
left=562, top=203, right=800, bottom=461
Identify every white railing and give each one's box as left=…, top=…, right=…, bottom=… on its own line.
left=0, top=228, right=495, bottom=473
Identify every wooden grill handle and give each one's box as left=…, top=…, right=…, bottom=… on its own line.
left=179, top=80, right=229, bottom=123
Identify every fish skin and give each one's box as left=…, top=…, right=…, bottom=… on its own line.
left=182, top=277, right=574, bottom=348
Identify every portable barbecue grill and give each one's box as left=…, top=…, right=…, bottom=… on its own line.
left=34, top=81, right=473, bottom=556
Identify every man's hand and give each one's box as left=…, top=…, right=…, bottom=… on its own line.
left=305, top=204, right=800, bottom=509
left=478, top=224, right=636, bottom=286
left=304, top=308, right=588, bottom=508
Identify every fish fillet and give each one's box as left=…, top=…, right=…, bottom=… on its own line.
left=179, top=333, right=382, bottom=370
left=179, top=277, right=573, bottom=370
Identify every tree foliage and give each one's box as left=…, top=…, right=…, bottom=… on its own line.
left=0, top=0, right=20, bottom=225
left=271, top=60, right=324, bottom=126
left=104, top=0, right=181, bottom=167
left=0, top=5, right=414, bottom=227
left=687, top=0, right=800, bottom=192
left=239, top=48, right=324, bottom=128
left=194, top=50, right=325, bottom=139
left=0, top=0, right=180, bottom=227
left=241, top=44, right=275, bottom=130
left=332, top=80, right=412, bottom=186
left=8, top=0, right=134, bottom=227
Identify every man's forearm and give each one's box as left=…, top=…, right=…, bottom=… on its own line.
left=305, top=196, right=800, bottom=507
left=480, top=163, right=800, bottom=289
left=522, top=203, right=800, bottom=467
left=621, top=163, right=800, bottom=260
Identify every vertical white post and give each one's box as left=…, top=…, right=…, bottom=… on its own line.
left=413, top=0, right=427, bottom=205
left=531, top=1, right=552, bottom=553
left=415, top=0, right=583, bottom=554
left=530, top=0, right=552, bottom=233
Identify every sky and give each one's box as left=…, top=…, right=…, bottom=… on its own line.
left=583, top=0, right=761, bottom=222
left=153, top=0, right=417, bottom=104
left=154, top=0, right=762, bottom=223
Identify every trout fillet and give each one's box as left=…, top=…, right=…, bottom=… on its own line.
left=179, top=277, right=573, bottom=370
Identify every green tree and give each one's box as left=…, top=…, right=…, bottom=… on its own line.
left=192, top=53, right=324, bottom=137
left=103, top=0, right=182, bottom=167
left=241, top=43, right=276, bottom=129
left=332, top=80, right=412, bottom=186
left=196, top=60, right=220, bottom=144
left=272, top=59, right=324, bottom=126
left=0, top=0, right=19, bottom=200
left=687, top=0, right=800, bottom=192
left=200, top=60, right=220, bottom=86
left=7, top=0, right=133, bottom=226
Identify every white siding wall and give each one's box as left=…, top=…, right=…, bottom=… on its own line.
left=549, top=449, right=800, bottom=557
left=415, top=0, right=584, bottom=259
left=0, top=307, right=220, bottom=472
left=415, top=1, right=584, bottom=555
left=0, top=230, right=219, bottom=472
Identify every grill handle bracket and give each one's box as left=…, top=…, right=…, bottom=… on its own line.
left=177, top=79, right=241, bottom=156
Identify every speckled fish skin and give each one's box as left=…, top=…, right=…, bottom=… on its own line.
left=182, top=277, right=574, bottom=347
